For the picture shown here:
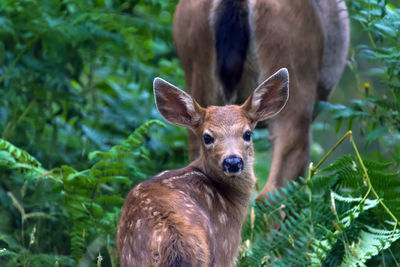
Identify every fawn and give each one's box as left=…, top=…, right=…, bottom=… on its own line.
left=117, top=68, right=289, bottom=266
left=173, top=0, right=349, bottom=200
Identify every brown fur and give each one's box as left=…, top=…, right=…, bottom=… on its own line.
left=117, top=70, right=289, bottom=266
left=173, top=0, right=349, bottom=199
left=118, top=168, right=246, bottom=266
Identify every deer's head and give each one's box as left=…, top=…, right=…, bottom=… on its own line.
left=154, top=68, right=289, bottom=183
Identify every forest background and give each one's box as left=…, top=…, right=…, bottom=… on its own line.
left=1, top=0, right=400, bottom=266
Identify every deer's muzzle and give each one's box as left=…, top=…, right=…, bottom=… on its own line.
left=222, top=155, right=244, bottom=174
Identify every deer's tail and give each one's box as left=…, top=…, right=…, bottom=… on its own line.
left=214, top=0, right=250, bottom=101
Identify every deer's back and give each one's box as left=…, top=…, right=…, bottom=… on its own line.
left=117, top=166, right=246, bottom=266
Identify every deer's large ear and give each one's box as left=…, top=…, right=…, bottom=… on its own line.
left=242, top=68, right=289, bottom=123
left=154, top=78, right=204, bottom=128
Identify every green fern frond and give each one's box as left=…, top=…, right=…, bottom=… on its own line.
left=59, top=120, right=166, bottom=260
left=0, top=139, right=41, bottom=167
left=70, top=222, right=86, bottom=261
left=363, top=159, right=393, bottom=171
left=368, top=169, right=400, bottom=189
left=249, top=180, right=305, bottom=235
left=322, top=155, right=356, bottom=173
left=332, top=193, right=379, bottom=227
left=334, top=166, right=364, bottom=189
left=88, top=119, right=166, bottom=161
left=318, top=155, right=365, bottom=190
left=240, top=179, right=312, bottom=266
left=340, top=225, right=400, bottom=267
left=308, top=193, right=379, bottom=266
left=306, top=174, right=338, bottom=194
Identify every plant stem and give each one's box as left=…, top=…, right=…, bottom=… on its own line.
left=308, top=131, right=353, bottom=179
left=350, top=134, right=400, bottom=230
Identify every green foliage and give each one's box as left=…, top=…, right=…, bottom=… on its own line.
left=239, top=136, right=400, bottom=266
left=318, top=0, right=400, bottom=165
left=0, top=0, right=183, bottom=170
left=0, top=120, right=164, bottom=265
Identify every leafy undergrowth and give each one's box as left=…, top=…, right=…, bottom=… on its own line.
left=0, top=120, right=164, bottom=266
left=239, top=132, right=400, bottom=266
left=1, top=126, right=400, bottom=266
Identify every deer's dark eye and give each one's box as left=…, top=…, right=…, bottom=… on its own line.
left=243, top=131, right=252, bottom=142
left=203, top=134, right=214, bottom=145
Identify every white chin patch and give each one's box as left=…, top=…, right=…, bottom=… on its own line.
left=224, top=171, right=242, bottom=177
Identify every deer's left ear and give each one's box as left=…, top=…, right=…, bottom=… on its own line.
left=242, top=68, right=289, bottom=123
left=153, top=78, right=204, bottom=128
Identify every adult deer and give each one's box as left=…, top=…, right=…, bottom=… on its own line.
left=173, top=0, right=349, bottom=198
left=117, top=69, right=289, bottom=266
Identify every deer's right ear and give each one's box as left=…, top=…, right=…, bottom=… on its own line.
left=154, top=78, right=204, bottom=128
left=241, top=68, right=289, bottom=123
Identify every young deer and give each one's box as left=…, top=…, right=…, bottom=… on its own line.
left=117, top=68, right=289, bottom=266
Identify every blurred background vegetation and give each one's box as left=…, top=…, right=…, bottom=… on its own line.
left=0, top=0, right=399, bottom=266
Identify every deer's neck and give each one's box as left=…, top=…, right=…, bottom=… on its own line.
left=190, top=157, right=255, bottom=208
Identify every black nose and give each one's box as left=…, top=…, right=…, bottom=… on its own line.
left=222, top=155, right=244, bottom=173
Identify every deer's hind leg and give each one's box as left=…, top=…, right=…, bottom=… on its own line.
left=250, top=0, right=324, bottom=199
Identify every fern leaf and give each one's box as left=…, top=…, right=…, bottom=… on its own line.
left=340, top=225, right=400, bottom=267
left=0, top=139, right=41, bottom=167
